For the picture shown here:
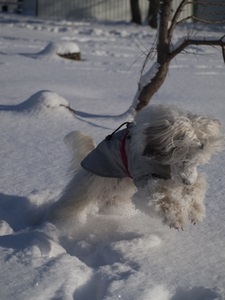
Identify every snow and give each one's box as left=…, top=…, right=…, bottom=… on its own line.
left=38, top=41, right=80, bottom=60
left=0, top=13, right=225, bottom=300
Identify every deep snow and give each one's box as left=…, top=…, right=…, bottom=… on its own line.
left=0, top=13, right=225, bottom=300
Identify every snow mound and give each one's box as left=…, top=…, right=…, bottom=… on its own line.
left=1, top=90, right=71, bottom=116
left=38, top=41, right=80, bottom=59
left=20, top=90, right=70, bottom=112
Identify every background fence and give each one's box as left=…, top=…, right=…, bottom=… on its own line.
left=36, top=0, right=150, bottom=22
left=1, top=1, right=225, bottom=23
left=37, top=0, right=194, bottom=22
left=0, top=0, right=23, bottom=13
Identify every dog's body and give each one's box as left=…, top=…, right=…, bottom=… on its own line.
left=49, top=105, right=223, bottom=229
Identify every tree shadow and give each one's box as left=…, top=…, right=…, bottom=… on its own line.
left=0, top=192, right=57, bottom=256
left=171, top=286, right=221, bottom=300
left=0, top=230, right=52, bottom=256
left=72, top=230, right=140, bottom=300
left=0, top=192, right=49, bottom=231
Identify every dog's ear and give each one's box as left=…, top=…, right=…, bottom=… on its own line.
left=192, top=116, right=223, bottom=144
left=191, top=116, right=224, bottom=161
left=142, top=120, right=172, bottom=158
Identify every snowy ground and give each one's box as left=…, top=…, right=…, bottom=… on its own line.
left=0, top=13, right=225, bottom=300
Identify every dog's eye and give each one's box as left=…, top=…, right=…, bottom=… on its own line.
left=199, top=144, right=204, bottom=150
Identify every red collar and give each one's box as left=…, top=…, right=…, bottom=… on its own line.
left=120, top=129, right=133, bottom=178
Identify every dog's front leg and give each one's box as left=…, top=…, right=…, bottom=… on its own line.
left=132, top=173, right=208, bottom=230
left=184, top=174, right=207, bottom=224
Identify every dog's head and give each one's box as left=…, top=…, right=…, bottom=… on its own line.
left=140, top=107, right=223, bottom=185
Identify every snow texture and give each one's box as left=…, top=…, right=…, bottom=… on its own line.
left=0, top=13, right=225, bottom=300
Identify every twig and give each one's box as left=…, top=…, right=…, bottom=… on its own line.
left=222, top=46, right=225, bottom=63
left=187, top=1, right=225, bottom=6
left=168, top=0, right=189, bottom=41
left=170, top=35, right=225, bottom=60
left=59, top=104, right=76, bottom=114
left=178, top=15, right=225, bottom=24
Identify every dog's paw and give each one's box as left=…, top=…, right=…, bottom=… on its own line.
left=165, top=215, right=187, bottom=231
left=188, top=201, right=206, bottom=225
left=154, top=198, right=188, bottom=230
left=170, top=223, right=184, bottom=231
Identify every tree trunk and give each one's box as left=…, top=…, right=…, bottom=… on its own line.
left=147, top=0, right=159, bottom=29
left=130, top=0, right=142, bottom=24
left=136, top=0, right=172, bottom=111
left=136, top=62, right=170, bottom=111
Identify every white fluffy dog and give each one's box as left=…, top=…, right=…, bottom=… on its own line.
left=49, top=105, right=223, bottom=230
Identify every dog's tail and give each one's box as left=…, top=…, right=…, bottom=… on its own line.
left=64, top=131, right=96, bottom=171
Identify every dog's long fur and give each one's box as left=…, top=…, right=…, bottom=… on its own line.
left=49, top=105, right=223, bottom=229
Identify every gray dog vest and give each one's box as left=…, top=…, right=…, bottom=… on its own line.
left=81, top=125, right=171, bottom=182
left=81, top=129, right=129, bottom=178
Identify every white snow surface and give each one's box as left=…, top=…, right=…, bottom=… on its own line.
left=0, top=13, right=225, bottom=300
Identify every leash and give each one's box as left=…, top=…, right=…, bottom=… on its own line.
left=106, top=122, right=131, bottom=140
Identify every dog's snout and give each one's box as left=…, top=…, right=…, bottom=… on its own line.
left=182, top=177, right=193, bottom=185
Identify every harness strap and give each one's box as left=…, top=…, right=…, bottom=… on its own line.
left=106, top=122, right=131, bottom=140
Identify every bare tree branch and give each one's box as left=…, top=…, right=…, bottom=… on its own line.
left=170, top=35, right=225, bottom=59
left=222, top=46, right=225, bottom=63
left=168, top=0, right=189, bottom=41
left=177, top=15, right=225, bottom=24
left=187, top=1, right=225, bottom=6
left=133, top=0, right=225, bottom=111
left=140, top=38, right=157, bottom=78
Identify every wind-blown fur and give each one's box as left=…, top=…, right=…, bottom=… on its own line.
left=49, top=105, right=223, bottom=229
